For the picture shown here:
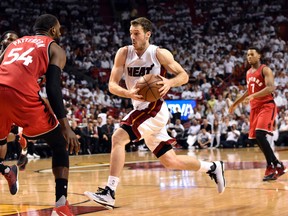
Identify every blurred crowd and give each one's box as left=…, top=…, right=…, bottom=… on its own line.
left=1, top=0, right=288, bottom=159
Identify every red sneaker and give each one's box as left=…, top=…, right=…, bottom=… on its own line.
left=51, top=201, right=74, bottom=216
left=263, top=164, right=277, bottom=181
left=3, top=164, right=19, bottom=195
left=275, top=162, right=287, bottom=179
left=17, top=154, right=28, bottom=171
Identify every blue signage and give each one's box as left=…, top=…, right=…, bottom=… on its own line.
left=165, top=100, right=197, bottom=120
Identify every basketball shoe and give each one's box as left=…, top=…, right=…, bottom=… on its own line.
left=263, top=162, right=287, bottom=181
left=206, top=161, right=226, bottom=194
left=17, top=153, right=28, bottom=171
left=51, top=201, right=74, bottom=216
left=275, top=162, right=287, bottom=179
left=84, top=186, right=115, bottom=209
left=3, top=164, right=19, bottom=195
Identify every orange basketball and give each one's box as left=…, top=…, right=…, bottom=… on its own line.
left=135, top=74, right=163, bottom=102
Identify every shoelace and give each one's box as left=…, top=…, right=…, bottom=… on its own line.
left=206, top=170, right=218, bottom=184
left=96, top=187, right=108, bottom=195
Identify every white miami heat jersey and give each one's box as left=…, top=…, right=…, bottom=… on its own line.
left=124, top=44, right=164, bottom=109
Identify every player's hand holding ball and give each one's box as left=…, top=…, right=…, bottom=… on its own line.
left=135, top=74, right=164, bottom=102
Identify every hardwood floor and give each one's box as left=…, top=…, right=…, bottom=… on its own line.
left=1, top=146, right=288, bottom=216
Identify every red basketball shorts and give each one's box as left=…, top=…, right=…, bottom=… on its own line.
left=249, top=102, right=277, bottom=139
left=0, top=85, right=58, bottom=141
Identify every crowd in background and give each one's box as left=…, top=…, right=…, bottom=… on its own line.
left=1, top=0, right=288, bottom=159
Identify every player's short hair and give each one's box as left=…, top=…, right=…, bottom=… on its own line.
left=130, top=17, right=152, bottom=33
left=33, top=14, right=58, bottom=32
left=248, top=46, right=261, bottom=55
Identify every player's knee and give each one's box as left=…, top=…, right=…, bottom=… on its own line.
left=112, top=128, right=130, bottom=147
left=52, top=144, right=69, bottom=168
left=42, top=126, right=69, bottom=168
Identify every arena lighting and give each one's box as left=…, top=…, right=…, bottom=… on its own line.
left=165, top=99, right=197, bottom=121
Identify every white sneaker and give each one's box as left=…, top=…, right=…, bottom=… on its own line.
left=84, top=186, right=115, bottom=209
left=33, top=153, right=40, bottom=159
left=27, top=154, right=34, bottom=159
left=206, top=161, right=225, bottom=194
left=138, top=144, right=148, bottom=151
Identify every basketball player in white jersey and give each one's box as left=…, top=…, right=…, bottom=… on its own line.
left=84, top=17, right=226, bottom=209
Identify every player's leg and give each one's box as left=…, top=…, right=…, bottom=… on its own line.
left=16, top=91, right=73, bottom=215
left=38, top=125, right=73, bottom=215
left=84, top=126, right=131, bottom=209
left=146, top=133, right=225, bottom=194
left=17, top=132, right=29, bottom=170
left=255, top=103, right=286, bottom=181
left=0, top=135, right=19, bottom=195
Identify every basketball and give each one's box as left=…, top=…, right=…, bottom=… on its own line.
left=136, top=74, right=163, bottom=102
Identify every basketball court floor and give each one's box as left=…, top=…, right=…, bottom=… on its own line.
left=1, top=146, right=288, bottom=216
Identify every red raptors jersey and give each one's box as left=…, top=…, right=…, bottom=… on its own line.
left=0, top=35, right=54, bottom=97
left=246, top=64, right=274, bottom=109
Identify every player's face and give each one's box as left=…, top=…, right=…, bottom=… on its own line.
left=50, top=21, right=61, bottom=40
left=247, top=49, right=260, bottom=65
left=1, top=33, right=18, bottom=48
left=130, top=25, right=150, bottom=51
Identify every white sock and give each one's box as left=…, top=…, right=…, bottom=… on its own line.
left=198, top=161, right=214, bottom=172
left=56, top=195, right=66, bottom=207
left=4, top=167, right=10, bottom=174
left=21, top=148, right=28, bottom=155
left=107, top=176, right=120, bottom=191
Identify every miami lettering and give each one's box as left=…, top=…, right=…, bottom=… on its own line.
left=127, top=64, right=154, bottom=77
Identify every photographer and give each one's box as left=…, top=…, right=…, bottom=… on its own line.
left=223, top=124, right=240, bottom=148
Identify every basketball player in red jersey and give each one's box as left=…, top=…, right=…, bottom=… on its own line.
left=0, top=14, right=79, bottom=216
left=0, top=31, right=30, bottom=171
left=229, top=47, right=286, bottom=181
left=84, top=17, right=225, bottom=209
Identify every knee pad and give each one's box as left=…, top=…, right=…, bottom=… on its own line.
left=0, top=139, right=7, bottom=145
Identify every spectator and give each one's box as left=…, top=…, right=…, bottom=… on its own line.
left=222, top=124, right=240, bottom=148
left=211, top=119, right=221, bottom=148
left=275, top=118, right=288, bottom=146
left=172, top=107, right=182, bottom=124
left=186, top=119, right=201, bottom=149
left=200, top=118, right=212, bottom=134
left=171, top=119, right=185, bottom=140
left=238, top=117, right=251, bottom=147
left=195, top=128, right=212, bottom=149
left=100, top=115, right=115, bottom=153
left=213, top=94, right=226, bottom=115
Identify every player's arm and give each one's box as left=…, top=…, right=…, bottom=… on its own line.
left=156, top=48, right=189, bottom=97
left=249, top=66, right=276, bottom=99
left=46, top=42, right=66, bottom=120
left=109, top=46, right=143, bottom=101
left=45, top=42, right=80, bottom=153
left=228, top=90, right=249, bottom=114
